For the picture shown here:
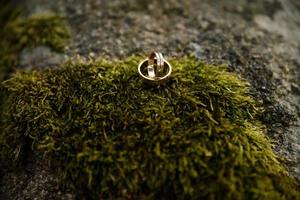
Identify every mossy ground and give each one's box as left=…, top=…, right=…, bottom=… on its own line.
left=0, top=9, right=70, bottom=81
left=0, top=56, right=299, bottom=199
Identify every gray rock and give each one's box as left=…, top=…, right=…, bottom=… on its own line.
left=19, top=46, right=67, bottom=70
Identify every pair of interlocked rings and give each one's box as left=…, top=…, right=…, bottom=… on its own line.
left=138, top=52, right=172, bottom=85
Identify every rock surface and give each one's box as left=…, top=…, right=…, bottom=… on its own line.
left=19, top=46, right=67, bottom=70
left=1, top=0, right=300, bottom=199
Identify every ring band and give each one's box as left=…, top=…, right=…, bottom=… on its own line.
left=138, top=56, right=172, bottom=85
left=156, top=52, right=164, bottom=76
left=147, top=65, right=156, bottom=78
left=148, top=52, right=164, bottom=77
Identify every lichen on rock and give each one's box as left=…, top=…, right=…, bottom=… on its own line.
left=0, top=56, right=299, bottom=199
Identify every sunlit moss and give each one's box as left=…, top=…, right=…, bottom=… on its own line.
left=0, top=56, right=298, bottom=199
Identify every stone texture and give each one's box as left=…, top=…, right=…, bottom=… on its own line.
left=19, top=46, right=68, bottom=70
left=1, top=0, right=299, bottom=199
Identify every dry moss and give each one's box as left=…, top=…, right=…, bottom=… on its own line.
left=0, top=12, right=70, bottom=81
left=0, top=56, right=299, bottom=199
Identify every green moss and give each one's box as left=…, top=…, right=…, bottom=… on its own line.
left=0, top=56, right=299, bottom=199
left=0, top=1, right=22, bottom=27
left=0, top=12, right=70, bottom=81
left=3, top=13, right=70, bottom=51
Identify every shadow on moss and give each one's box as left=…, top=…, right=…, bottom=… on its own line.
left=0, top=56, right=299, bottom=199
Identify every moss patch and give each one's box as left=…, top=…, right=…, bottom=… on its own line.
left=0, top=12, right=70, bottom=81
left=0, top=56, right=299, bottom=199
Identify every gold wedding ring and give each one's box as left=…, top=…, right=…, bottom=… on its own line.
left=138, top=52, right=172, bottom=85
